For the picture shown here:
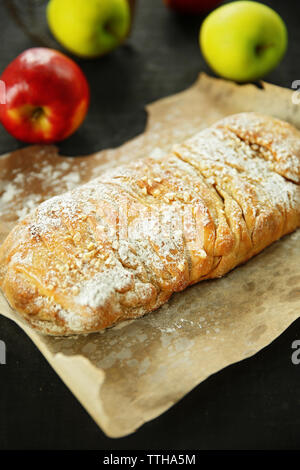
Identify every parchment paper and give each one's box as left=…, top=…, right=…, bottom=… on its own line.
left=0, top=73, right=300, bottom=438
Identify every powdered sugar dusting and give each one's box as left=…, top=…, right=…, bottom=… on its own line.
left=0, top=153, right=84, bottom=223
left=76, top=267, right=134, bottom=309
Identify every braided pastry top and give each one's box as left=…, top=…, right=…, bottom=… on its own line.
left=0, top=112, right=299, bottom=335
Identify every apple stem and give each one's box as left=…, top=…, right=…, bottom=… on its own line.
left=103, top=21, right=114, bottom=36
left=255, top=43, right=273, bottom=55
left=31, top=107, right=44, bottom=121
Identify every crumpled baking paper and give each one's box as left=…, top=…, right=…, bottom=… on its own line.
left=0, top=74, right=299, bottom=437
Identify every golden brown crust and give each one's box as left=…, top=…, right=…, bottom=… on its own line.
left=0, top=112, right=300, bottom=335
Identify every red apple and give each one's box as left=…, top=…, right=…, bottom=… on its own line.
left=0, top=48, right=90, bottom=144
left=164, top=0, right=223, bottom=14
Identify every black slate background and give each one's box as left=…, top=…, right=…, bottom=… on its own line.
left=0, top=0, right=300, bottom=450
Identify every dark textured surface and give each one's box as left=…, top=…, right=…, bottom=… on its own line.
left=0, top=0, right=300, bottom=450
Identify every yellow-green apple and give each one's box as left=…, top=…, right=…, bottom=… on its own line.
left=0, top=48, right=90, bottom=144
left=164, top=0, right=222, bottom=14
left=200, top=1, right=287, bottom=82
left=47, top=0, right=132, bottom=58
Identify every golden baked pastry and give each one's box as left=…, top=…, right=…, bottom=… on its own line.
left=0, top=112, right=299, bottom=335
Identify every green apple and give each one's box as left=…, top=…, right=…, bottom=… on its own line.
left=47, top=0, right=131, bottom=58
left=199, top=1, right=288, bottom=82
